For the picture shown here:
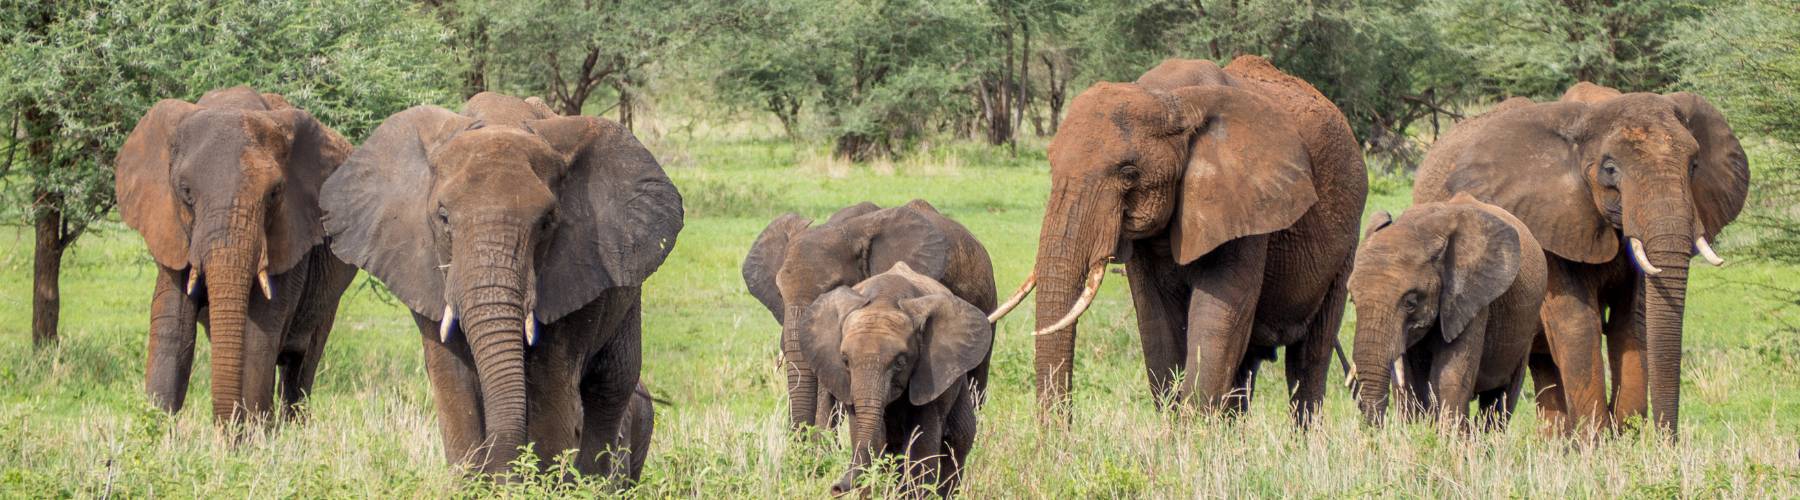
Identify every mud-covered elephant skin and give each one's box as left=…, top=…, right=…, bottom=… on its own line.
left=1414, top=82, right=1749, bottom=435
left=116, top=86, right=357, bottom=425
left=798, top=263, right=990, bottom=498
left=1349, top=194, right=1546, bottom=430
left=743, top=200, right=995, bottom=433
left=321, top=92, right=682, bottom=479
left=991, top=56, right=1367, bottom=424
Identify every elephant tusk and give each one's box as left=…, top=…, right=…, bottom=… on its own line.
left=256, top=251, right=273, bottom=300
left=1034, top=260, right=1108, bottom=336
left=1695, top=237, right=1724, bottom=267
left=1630, top=238, right=1662, bottom=275
left=525, top=311, right=538, bottom=346
left=1392, top=358, right=1406, bottom=392
left=439, top=304, right=457, bottom=343
left=186, top=269, right=201, bottom=296
left=988, top=272, right=1036, bottom=324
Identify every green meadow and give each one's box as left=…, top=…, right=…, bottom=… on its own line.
left=1, top=134, right=1797, bottom=497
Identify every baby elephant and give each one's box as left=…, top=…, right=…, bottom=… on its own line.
left=1348, top=193, right=1546, bottom=428
left=799, top=262, right=991, bottom=497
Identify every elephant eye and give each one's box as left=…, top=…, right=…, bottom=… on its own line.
left=178, top=182, right=193, bottom=205
left=1601, top=158, right=1619, bottom=176
left=1689, top=158, right=1700, bottom=174
left=1117, top=163, right=1141, bottom=181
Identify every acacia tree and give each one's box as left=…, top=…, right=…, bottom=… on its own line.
left=1423, top=0, right=1708, bottom=98
left=0, top=0, right=457, bottom=347
left=462, top=0, right=731, bottom=129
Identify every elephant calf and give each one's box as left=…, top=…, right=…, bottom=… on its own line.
left=1348, top=194, right=1546, bottom=429
left=798, top=262, right=991, bottom=498
left=743, top=200, right=995, bottom=433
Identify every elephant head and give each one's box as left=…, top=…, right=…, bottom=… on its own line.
left=115, top=86, right=349, bottom=424
left=741, top=203, right=952, bottom=430
left=989, top=78, right=1318, bottom=407
left=1347, top=197, right=1523, bottom=425
left=796, top=263, right=991, bottom=496
left=320, top=92, right=682, bottom=471
left=1431, top=87, right=1749, bottom=431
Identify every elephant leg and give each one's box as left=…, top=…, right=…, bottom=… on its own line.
left=238, top=279, right=303, bottom=423
left=1604, top=283, right=1648, bottom=424
left=1227, top=347, right=1271, bottom=416
left=904, top=411, right=946, bottom=495
left=1541, top=265, right=1609, bottom=434
left=1396, top=349, right=1434, bottom=422
left=1428, top=310, right=1486, bottom=430
left=1180, top=235, right=1268, bottom=413
left=527, top=332, right=583, bottom=476
left=277, top=252, right=354, bottom=421
left=1527, top=350, right=1568, bottom=435
left=1285, top=257, right=1351, bottom=427
left=414, top=313, right=485, bottom=468
left=577, top=290, right=644, bottom=480
left=814, top=390, right=841, bottom=430
left=146, top=266, right=199, bottom=413
left=941, top=383, right=976, bottom=497
left=1125, top=239, right=1191, bottom=408
left=1477, top=361, right=1527, bottom=431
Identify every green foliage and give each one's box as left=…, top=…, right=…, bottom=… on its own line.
left=0, top=0, right=460, bottom=231
left=1668, top=0, right=1800, bottom=312
left=1423, top=0, right=1706, bottom=98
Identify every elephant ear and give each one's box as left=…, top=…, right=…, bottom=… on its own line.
left=799, top=287, right=867, bottom=403
left=1441, top=102, right=1617, bottom=264
left=261, top=107, right=351, bottom=274
left=1160, top=86, right=1318, bottom=264
left=1665, top=92, right=1749, bottom=240
left=743, top=213, right=814, bottom=322
left=899, top=293, right=992, bottom=405
left=824, top=201, right=882, bottom=226
left=844, top=207, right=950, bottom=282
left=116, top=99, right=204, bottom=270
left=1364, top=210, right=1394, bottom=240
left=1437, top=197, right=1522, bottom=342
left=526, top=115, right=685, bottom=322
left=321, top=105, right=475, bottom=319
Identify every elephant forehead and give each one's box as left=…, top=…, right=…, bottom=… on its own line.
left=845, top=306, right=910, bottom=333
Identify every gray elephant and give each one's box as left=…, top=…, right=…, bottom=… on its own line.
left=1349, top=194, right=1546, bottom=429
left=320, top=92, right=681, bottom=479
left=1414, top=82, right=1749, bottom=434
left=743, top=200, right=996, bottom=433
left=798, top=263, right=989, bottom=498
left=115, top=86, right=356, bottom=424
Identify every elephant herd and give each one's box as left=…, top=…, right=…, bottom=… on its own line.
left=112, top=53, right=1747, bottom=496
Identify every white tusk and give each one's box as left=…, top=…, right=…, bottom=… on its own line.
left=1695, top=237, right=1724, bottom=267
left=257, top=271, right=274, bottom=301
left=1392, top=359, right=1406, bottom=392
left=988, top=273, right=1036, bottom=324
left=186, top=269, right=201, bottom=296
left=439, top=304, right=457, bottom=343
left=525, top=311, right=538, bottom=346
left=1034, top=260, right=1109, bottom=336
left=1345, top=359, right=1359, bottom=389
left=1630, top=238, right=1662, bottom=275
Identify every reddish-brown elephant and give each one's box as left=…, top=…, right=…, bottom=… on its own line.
left=992, top=56, right=1366, bottom=423
left=116, top=86, right=356, bottom=425
left=1413, top=82, right=1750, bottom=435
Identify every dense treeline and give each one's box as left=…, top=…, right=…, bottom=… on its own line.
left=2, top=0, right=1795, bottom=344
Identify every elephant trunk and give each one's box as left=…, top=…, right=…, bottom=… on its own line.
left=1351, top=310, right=1402, bottom=426
left=1642, top=218, right=1693, bottom=435
left=782, top=303, right=821, bottom=431
left=1031, top=178, right=1120, bottom=415
left=832, top=397, right=889, bottom=496
left=452, top=227, right=534, bottom=472
left=204, top=203, right=266, bottom=425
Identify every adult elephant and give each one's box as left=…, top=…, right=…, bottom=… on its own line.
left=742, top=200, right=996, bottom=432
left=115, top=86, right=356, bottom=424
left=1413, top=82, right=1749, bottom=435
left=991, top=56, right=1366, bottom=422
left=321, top=92, right=682, bottom=477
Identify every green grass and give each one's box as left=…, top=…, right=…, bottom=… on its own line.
left=1, top=134, right=1797, bottom=497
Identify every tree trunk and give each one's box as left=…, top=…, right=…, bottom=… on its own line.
left=617, top=82, right=635, bottom=132
left=31, top=196, right=64, bottom=349
left=1014, top=21, right=1028, bottom=152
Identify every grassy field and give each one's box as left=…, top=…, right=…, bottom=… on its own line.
left=1, top=132, right=1797, bottom=498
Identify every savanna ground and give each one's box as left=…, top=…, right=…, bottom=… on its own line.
left=2, top=125, right=1798, bottom=497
